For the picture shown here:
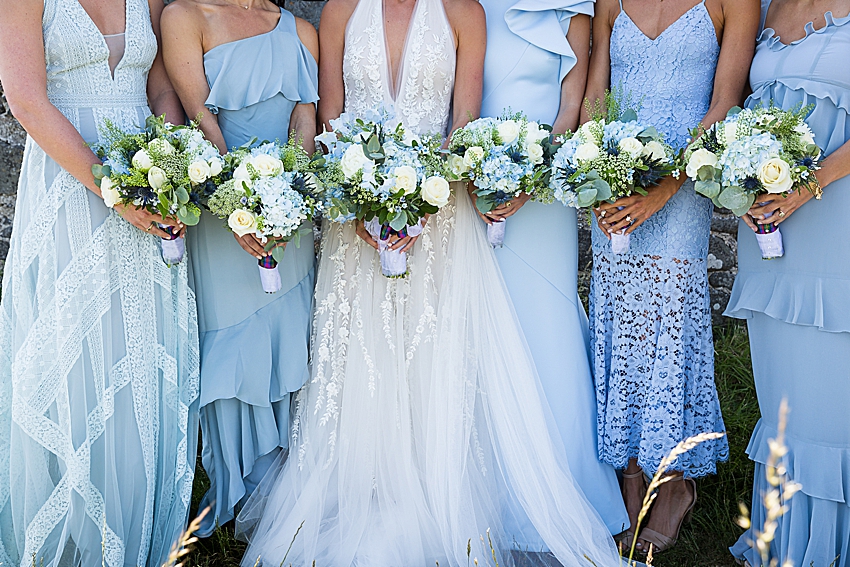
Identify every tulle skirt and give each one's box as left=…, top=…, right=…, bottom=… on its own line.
left=235, top=187, right=621, bottom=567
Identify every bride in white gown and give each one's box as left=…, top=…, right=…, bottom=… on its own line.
left=235, top=0, right=621, bottom=565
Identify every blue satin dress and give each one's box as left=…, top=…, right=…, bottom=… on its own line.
left=728, top=3, right=850, bottom=565
left=481, top=0, right=629, bottom=536
left=186, top=9, right=319, bottom=536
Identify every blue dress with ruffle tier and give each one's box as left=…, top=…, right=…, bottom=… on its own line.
left=186, top=8, right=319, bottom=536
left=728, top=3, right=850, bottom=565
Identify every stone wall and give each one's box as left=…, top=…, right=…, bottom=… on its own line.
left=0, top=1, right=739, bottom=322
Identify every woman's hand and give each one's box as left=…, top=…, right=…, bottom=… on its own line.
left=743, top=187, right=816, bottom=232
left=115, top=204, right=184, bottom=239
left=355, top=218, right=427, bottom=253
left=468, top=185, right=531, bottom=224
left=355, top=220, right=380, bottom=250
left=596, top=176, right=683, bottom=236
left=233, top=233, right=279, bottom=259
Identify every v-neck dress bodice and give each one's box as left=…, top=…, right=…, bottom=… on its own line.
left=589, top=0, right=729, bottom=478
left=342, top=0, right=456, bottom=135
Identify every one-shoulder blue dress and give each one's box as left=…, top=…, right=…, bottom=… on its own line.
left=590, top=0, right=729, bottom=476
left=480, top=0, right=628, bottom=536
left=728, top=2, right=850, bottom=565
left=187, top=8, right=319, bottom=536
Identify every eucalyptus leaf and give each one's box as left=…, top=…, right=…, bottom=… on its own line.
left=389, top=209, right=407, bottom=232
left=272, top=245, right=286, bottom=263
left=621, top=109, right=639, bottom=123
left=176, top=186, right=190, bottom=205
left=717, top=186, right=752, bottom=216
left=695, top=179, right=721, bottom=199
left=178, top=207, right=200, bottom=226
left=576, top=187, right=599, bottom=208
left=697, top=165, right=718, bottom=182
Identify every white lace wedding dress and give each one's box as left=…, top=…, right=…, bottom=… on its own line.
left=235, top=0, right=621, bottom=565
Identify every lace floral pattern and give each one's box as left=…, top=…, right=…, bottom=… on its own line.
left=0, top=0, right=199, bottom=565
left=590, top=0, right=728, bottom=476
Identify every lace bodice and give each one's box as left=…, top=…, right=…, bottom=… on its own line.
left=342, top=0, right=456, bottom=135
left=610, top=0, right=719, bottom=148
left=44, top=0, right=156, bottom=116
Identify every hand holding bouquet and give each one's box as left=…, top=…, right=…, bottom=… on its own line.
left=318, top=109, right=451, bottom=278
left=91, top=115, right=226, bottom=265
left=446, top=112, right=556, bottom=247
left=684, top=105, right=822, bottom=259
left=205, top=138, right=325, bottom=292
left=549, top=107, right=679, bottom=254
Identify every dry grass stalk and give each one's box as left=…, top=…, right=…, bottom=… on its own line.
left=161, top=506, right=210, bottom=567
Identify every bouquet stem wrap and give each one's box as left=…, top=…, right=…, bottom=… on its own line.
left=258, top=256, right=282, bottom=293
left=366, top=218, right=423, bottom=278
left=159, top=225, right=185, bottom=266
left=755, top=213, right=784, bottom=259
left=611, top=231, right=630, bottom=255
left=487, top=219, right=506, bottom=248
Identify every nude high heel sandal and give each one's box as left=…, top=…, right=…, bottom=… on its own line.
left=639, top=476, right=697, bottom=554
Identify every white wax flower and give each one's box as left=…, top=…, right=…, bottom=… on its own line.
left=132, top=149, right=153, bottom=172
left=393, top=165, right=418, bottom=194
left=686, top=148, right=719, bottom=179
left=421, top=176, right=451, bottom=207
left=642, top=140, right=667, bottom=161
left=147, top=166, right=168, bottom=190
left=574, top=142, right=600, bottom=162
left=619, top=137, right=644, bottom=156
left=188, top=160, right=212, bottom=184
left=100, top=176, right=121, bottom=208
left=497, top=120, right=520, bottom=145
left=758, top=158, right=793, bottom=194
left=250, top=154, right=283, bottom=177
left=228, top=209, right=258, bottom=237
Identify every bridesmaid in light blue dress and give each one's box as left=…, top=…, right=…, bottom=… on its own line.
left=478, top=0, right=628, bottom=537
left=583, top=0, right=758, bottom=552
left=0, top=0, right=199, bottom=564
left=728, top=1, right=850, bottom=565
left=161, top=0, right=319, bottom=536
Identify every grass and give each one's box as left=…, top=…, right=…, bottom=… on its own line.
left=183, top=322, right=760, bottom=567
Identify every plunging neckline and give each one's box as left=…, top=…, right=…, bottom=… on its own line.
left=381, top=0, right=422, bottom=101
left=618, top=1, right=705, bottom=42
left=72, top=0, right=130, bottom=81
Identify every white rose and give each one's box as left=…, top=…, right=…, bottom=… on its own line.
left=147, top=138, right=174, bottom=156
left=147, top=166, right=168, bottom=190
left=463, top=146, right=485, bottom=167
left=724, top=121, right=739, bottom=144
left=642, top=140, right=667, bottom=162
left=574, top=142, right=600, bottom=162
left=393, top=165, right=419, bottom=194
left=525, top=122, right=549, bottom=144
left=579, top=122, right=597, bottom=141
left=188, top=160, right=211, bottom=184
left=449, top=154, right=469, bottom=177
left=131, top=149, right=153, bottom=172
left=685, top=148, right=719, bottom=179
left=758, top=158, right=793, bottom=194
left=233, top=163, right=253, bottom=189
left=497, top=120, right=521, bottom=145
left=794, top=123, right=816, bottom=147
left=526, top=142, right=544, bottom=165
left=340, top=144, right=372, bottom=179
left=421, top=176, right=451, bottom=207
left=100, top=176, right=121, bottom=208
left=227, top=209, right=258, bottom=237
left=250, top=154, right=283, bottom=177
left=618, top=137, right=644, bottom=156
left=209, top=159, right=223, bottom=177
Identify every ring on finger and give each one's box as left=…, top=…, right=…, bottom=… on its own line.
left=146, top=222, right=154, bottom=232
left=778, top=210, right=786, bottom=218
left=600, top=210, right=607, bottom=218
left=626, top=215, right=633, bottom=223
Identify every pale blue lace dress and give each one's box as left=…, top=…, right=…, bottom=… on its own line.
left=0, top=0, right=199, bottom=564
left=590, top=0, right=729, bottom=476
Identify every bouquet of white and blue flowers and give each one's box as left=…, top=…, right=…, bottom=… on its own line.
left=91, top=115, right=226, bottom=265
left=446, top=112, right=555, bottom=247
left=684, top=105, right=822, bottom=259
left=205, top=137, right=324, bottom=292
left=317, top=109, right=451, bottom=277
left=549, top=107, right=679, bottom=254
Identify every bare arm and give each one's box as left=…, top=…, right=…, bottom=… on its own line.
left=581, top=0, right=616, bottom=123
left=445, top=0, right=486, bottom=134
left=317, top=0, right=355, bottom=132
left=552, top=14, right=591, bottom=134
left=291, top=16, right=319, bottom=152
left=147, top=0, right=185, bottom=123
left=161, top=1, right=227, bottom=152
left=0, top=0, right=178, bottom=236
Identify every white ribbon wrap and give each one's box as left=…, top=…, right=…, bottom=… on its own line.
left=487, top=220, right=506, bottom=248
left=258, top=264, right=282, bottom=293
left=160, top=233, right=185, bottom=266
left=756, top=228, right=784, bottom=260
left=611, top=231, right=630, bottom=255
left=366, top=218, right=424, bottom=277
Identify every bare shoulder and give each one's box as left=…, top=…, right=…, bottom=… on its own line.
left=719, top=0, right=760, bottom=21
left=294, top=16, right=319, bottom=61
left=593, top=0, right=621, bottom=28
left=319, top=0, right=358, bottom=31
left=443, top=0, right=484, bottom=27
left=161, top=0, right=203, bottom=30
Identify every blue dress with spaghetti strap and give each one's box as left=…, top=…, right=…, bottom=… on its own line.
left=480, top=0, right=629, bottom=536
left=589, top=0, right=729, bottom=476
left=186, top=8, right=319, bottom=536
left=728, top=2, right=850, bottom=564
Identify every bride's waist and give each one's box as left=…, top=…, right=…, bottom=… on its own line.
left=48, top=92, right=149, bottom=110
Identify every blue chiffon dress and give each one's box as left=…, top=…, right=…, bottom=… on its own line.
left=728, top=3, right=850, bottom=565
left=186, top=9, right=319, bottom=536
left=481, top=0, right=629, bottom=536
left=590, top=0, right=729, bottom=476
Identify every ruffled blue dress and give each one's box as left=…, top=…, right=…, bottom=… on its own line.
left=728, top=3, right=850, bottom=565
left=481, top=0, right=629, bottom=536
left=186, top=8, right=319, bottom=536
left=590, top=0, right=729, bottom=476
